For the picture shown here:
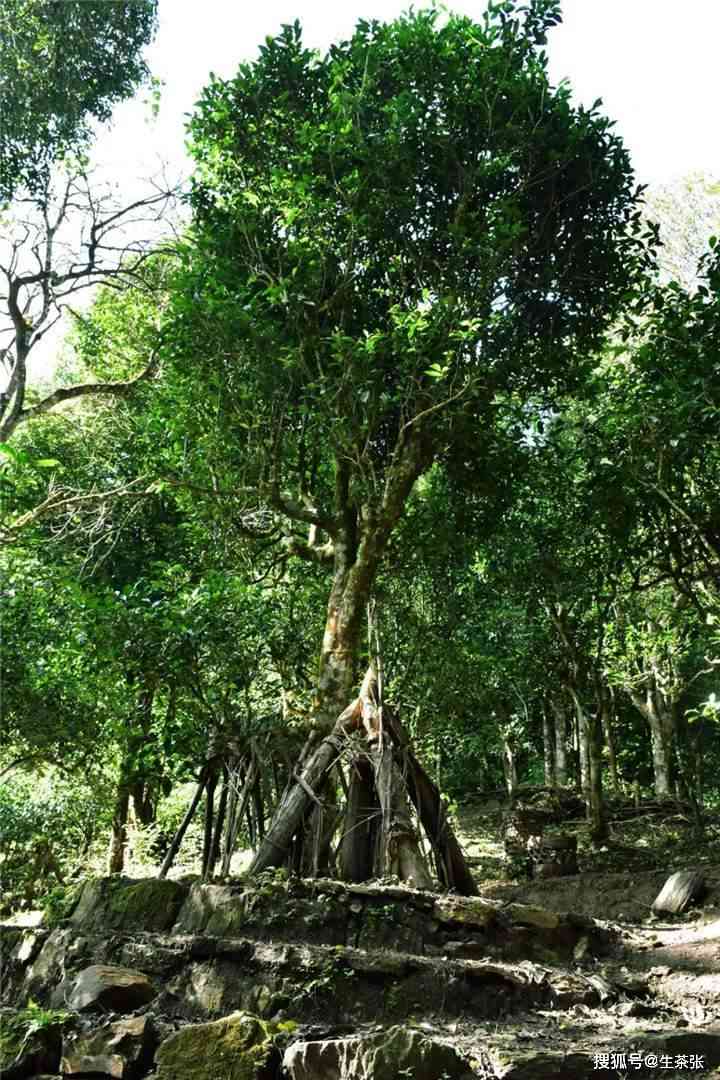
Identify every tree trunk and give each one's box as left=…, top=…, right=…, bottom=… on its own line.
left=107, top=784, right=130, bottom=874
left=201, top=769, right=218, bottom=880
left=502, top=734, right=517, bottom=797
left=628, top=681, right=673, bottom=797
left=576, top=706, right=590, bottom=801
left=542, top=705, right=555, bottom=787
left=158, top=769, right=208, bottom=879
left=571, top=689, right=606, bottom=843
left=206, top=768, right=229, bottom=879
left=388, top=712, right=476, bottom=895
left=339, top=756, right=379, bottom=882
left=601, top=686, right=621, bottom=795
left=371, top=740, right=433, bottom=889
left=220, top=755, right=258, bottom=876
left=551, top=694, right=568, bottom=786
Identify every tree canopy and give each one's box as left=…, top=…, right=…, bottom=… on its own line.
left=0, top=0, right=158, bottom=202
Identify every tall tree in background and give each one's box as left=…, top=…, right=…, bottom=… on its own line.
left=0, top=0, right=158, bottom=203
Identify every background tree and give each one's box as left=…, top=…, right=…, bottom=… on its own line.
left=0, top=0, right=158, bottom=203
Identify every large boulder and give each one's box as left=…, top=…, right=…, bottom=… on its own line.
left=153, top=1011, right=280, bottom=1080
left=283, top=1026, right=472, bottom=1080
left=60, top=1014, right=156, bottom=1077
left=71, top=879, right=186, bottom=933
left=67, top=965, right=156, bottom=1013
left=0, top=1007, right=63, bottom=1079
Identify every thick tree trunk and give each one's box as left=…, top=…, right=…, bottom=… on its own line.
left=248, top=731, right=346, bottom=875
left=339, top=757, right=379, bottom=882
left=372, top=741, right=433, bottom=888
left=387, top=713, right=476, bottom=895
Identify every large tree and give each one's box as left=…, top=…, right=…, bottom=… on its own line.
left=164, top=1, right=646, bottom=879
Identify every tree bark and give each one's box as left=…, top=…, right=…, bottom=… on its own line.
left=551, top=694, right=568, bottom=787
left=388, top=713, right=477, bottom=895
left=542, top=705, right=555, bottom=787
left=628, top=680, right=674, bottom=797
left=502, top=734, right=518, bottom=797
left=158, top=769, right=208, bottom=879
left=571, top=688, right=606, bottom=842
left=339, top=756, right=379, bottom=882
left=601, top=686, right=621, bottom=795
left=371, top=740, right=433, bottom=888
left=107, top=784, right=130, bottom=874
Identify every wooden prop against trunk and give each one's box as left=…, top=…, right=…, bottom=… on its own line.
left=652, top=870, right=705, bottom=914
left=249, top=667, right=381, bottom=877
left=338, top=756, right=380, bottom=882
left=384, top=710, right=477, bottom=895
left=158, top=765, right=210, bottom=879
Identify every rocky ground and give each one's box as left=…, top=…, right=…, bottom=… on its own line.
left=1, top=799, right=719, bottom=1079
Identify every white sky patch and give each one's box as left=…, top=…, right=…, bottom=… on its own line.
left=97, top=0, right=720, bottom=187
left=24, top=0, right=720, bottom=376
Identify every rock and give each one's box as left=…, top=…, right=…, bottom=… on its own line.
left=174, top=883, right=246, bottom=936
left=504, top=904, right=560, bottom=931
left=652, top=870, right=705, bottom=914
left=432, top=896, right=498, bottom=929
left=0, top=1008, right=63, bottom=1080
left=283, top=1026, right=471, bottom=1080
left=60, top=1015, right=155, bottom=1077
left=67, top=965, right=156, bottom=1013
left=154, top=1011, right=280, bottom=1080
left=71, top=879, right=187, bottom=934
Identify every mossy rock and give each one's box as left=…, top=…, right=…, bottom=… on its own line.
left=432, top=895, right=498, bottom=929
left=0, top=1006, right=66, bottom=1079
left=154, top=1011, right=280, bottom=1080
left=72, top=878, right=188, bottom=933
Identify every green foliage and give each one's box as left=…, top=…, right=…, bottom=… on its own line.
left=0, top=771, right=111, bottom=913
left=0, top=0, right=158, bottom=201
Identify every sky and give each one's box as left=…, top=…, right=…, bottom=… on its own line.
left=24, top=0, right=720, bottom=377
left=99, top=0, right=720, bottom=189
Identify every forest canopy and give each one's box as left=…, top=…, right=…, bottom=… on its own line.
left=1, top=0, right=719, bottom=909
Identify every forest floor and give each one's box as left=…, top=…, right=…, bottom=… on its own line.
left=452, top=794, right=720, bottom=1071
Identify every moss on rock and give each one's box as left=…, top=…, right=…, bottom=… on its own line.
left=154, top=1011, right=279, bottom=1080
left=105, top=878, right=186, bottom=932
left=0, top=1005, right=67, bottom=1077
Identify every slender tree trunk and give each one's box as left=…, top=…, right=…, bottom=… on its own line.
left=107, top=784, right=130, bottom=874
left=571, top=689, right=606, bottom=842
left=602, top=686, right=621, bottom=795
left=551, top=694, right=568, bottom=786
left=501, top=734, right=517, bottom=797
left=206, top=768, right=229, bottom=879
left=201, top=770, right=218, bottom=880
left=576, top=706, right=590, bottom=800
left=542, top=705, right=555, bottom=787
left=158, top=769, right=208, bottom=879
